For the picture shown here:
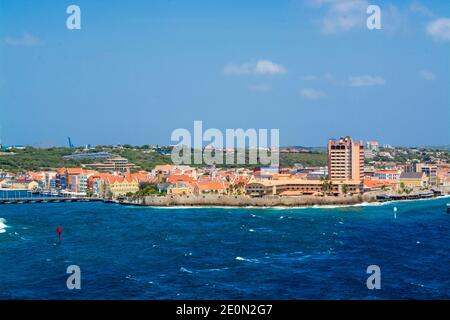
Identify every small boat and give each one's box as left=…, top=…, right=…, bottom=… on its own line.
left=447, top=203, right=450, bottom=214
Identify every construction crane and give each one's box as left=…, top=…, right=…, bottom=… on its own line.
left=67, top=137, right=74, bottom=149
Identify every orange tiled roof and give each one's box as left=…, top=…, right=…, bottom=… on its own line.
left=195, top=181, right=229, bottom=191
left=129, top=172, right=150, bottom=182
left=375, top=170, right=400, bottom=174
left=231, top=175, right=251, bottom=185
left=197, top=176, right=214, bottom=182
left=364, top=178, right=397, bottom=188
left=91, top=173, right=138, bottom=185
left=154, top=165, right=175, bottom=172
left=65, top=168, right=85, bottom=175
left=166, top=174, right=194, bottom=183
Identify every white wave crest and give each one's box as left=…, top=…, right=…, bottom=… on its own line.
left=235, top=256, right=259, bottom=263
left=0, top=218, right=8, bottom=234
left=179, top=267, right=193, bottom=274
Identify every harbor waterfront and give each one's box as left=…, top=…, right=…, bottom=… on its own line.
left=0, top=196, right=449, bottom=299
left=1, top=190, right=443, bottom=207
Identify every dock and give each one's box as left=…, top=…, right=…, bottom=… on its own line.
left=376, top=190, right=442, bottom=202
left=0, top=197, right=104, bottom=205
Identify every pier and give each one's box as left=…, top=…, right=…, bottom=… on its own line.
left=0, top=192, right=104, bottom=205
left=376, top=190, right=441, bottom=202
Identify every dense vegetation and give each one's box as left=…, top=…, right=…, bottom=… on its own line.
left=371, top=147, right=450, bottom=164
left=0, top=147, right=92, bottom=171
left=278, top=152, right=327, bottom=168
left=125, top=182, right=164, bottom=200
left=2, top=144, right=448, bottom=173
left=166, top=149, right=327, bottom=168
left=0, top=146, right=329, bottom=172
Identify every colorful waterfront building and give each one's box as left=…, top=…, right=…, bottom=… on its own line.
left=103, top=174, right=139, bottom=198
left=193, top=181, right=230, bottom=195
left=363, top=177, right=397, bottom=191
left=29, top=171, right=58, bottom=190
left=399, top=172, right=428, bottom=189
left=374, top=169, right=401, bottom=181
left=167, top=181, right=194, bottom=195
left=58, top=168, right=97, bottom=192
left=70, top=174, right=88, bottom=193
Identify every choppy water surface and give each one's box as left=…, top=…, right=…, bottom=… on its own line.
left=0, top=196, right=449, bottom=299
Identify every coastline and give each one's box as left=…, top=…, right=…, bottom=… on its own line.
left=137, top=193, right=376, bottom=208
left=114, top=191, right=448, bottom=209
left=1, top=189, right=447, bottom=209
left=119, top=194, right=449, bottom=210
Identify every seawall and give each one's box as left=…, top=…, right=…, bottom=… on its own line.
left=140, top=193, right=377, bottom=207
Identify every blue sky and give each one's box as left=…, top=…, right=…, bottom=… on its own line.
left=0, top=0, right=449, bottom=147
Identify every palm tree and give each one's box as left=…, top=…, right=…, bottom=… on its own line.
left=342, top=184, right=349, bottom=195
left=320, top=177, right=332, bottom=195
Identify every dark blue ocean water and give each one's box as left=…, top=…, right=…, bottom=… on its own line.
left=0, top=195, right=449, bottom=299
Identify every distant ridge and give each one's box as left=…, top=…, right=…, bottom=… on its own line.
left=415, top=145, right=450, bottom=151
left=284, top=146, right=327, bottom=153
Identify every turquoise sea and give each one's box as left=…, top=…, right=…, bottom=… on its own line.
left=0, top=193, right=449, bottom=299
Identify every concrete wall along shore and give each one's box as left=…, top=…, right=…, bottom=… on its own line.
left=141, top=193, right=377, bottom=207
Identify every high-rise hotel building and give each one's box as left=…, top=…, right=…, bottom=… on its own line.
left=327, top=136, right=364, bottom=184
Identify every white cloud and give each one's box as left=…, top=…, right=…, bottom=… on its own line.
left=349, top=75, right=385, bottom=87
left=307, top=0, right=369, bottom=35
left=426, top=18, right=450, bottom=42
left=2, top=33, right=41, bottom=46
left=248, top=83, right=272, bottom=92
left=300, top=88, right=326, bottom=100
left=254, top=60, right=287, bottom=75
left=419, top=69, right=436, bottom=81
left=224, top=60, right=287, bottom=76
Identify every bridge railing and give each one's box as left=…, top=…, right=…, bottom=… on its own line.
left=0, top=190, right=84, bottom=200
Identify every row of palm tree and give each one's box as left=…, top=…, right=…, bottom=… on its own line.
left=320, top=177, right=332, bottom=195
left=319, top=177, right=349, bottom=195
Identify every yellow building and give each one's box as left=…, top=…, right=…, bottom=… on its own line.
left=399, top=172, right=428, bottom=189
left=167, top=182, right=194, bottom=195
left=27, top=181, right=39, bottom=190
left=104, top=175, right=139, bottom=198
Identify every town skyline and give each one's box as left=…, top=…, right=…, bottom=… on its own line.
left=1, top=134, right=449, bottom=150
